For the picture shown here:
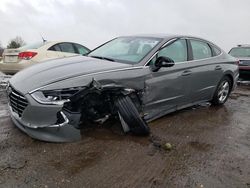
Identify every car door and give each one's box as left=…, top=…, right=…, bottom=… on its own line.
left=143, top=39, right=192, bottom=120
left=187, top=39, right=223, bottom=103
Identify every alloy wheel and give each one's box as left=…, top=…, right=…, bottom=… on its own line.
left=218, top=80, right=230, bottom=103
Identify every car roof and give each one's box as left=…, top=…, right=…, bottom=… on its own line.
left=118, top=34, right=219, bottom=45
left=44, top=41, right=86, bottom=45
left=118, top=34, right=221, bottom=49
left=119, top=34, right=206, bottom=40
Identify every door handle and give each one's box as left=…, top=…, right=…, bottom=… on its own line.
left=215, top=65, right=222, bottom=70
left=182, top=70, right=192, bottom=76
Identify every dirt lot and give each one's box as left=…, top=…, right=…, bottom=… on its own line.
left=0, top=80, right=250, bottom=188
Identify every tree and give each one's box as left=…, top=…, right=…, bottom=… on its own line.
left=7, top=36, right=26, bottom=49
left=0, top=41, right=3, bottom=57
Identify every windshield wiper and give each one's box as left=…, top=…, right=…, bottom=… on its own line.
left=89, top=55, right=115, bottom=62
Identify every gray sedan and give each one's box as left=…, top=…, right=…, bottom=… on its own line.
left=7, top=34, right=239, bottom=142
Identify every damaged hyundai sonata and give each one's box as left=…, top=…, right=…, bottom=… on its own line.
left=7, top=35, right=239, bottom=142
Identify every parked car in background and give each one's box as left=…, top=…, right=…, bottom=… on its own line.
left=0, top=41, right=90, bottom=74
left=229, top=45, right=250, bottom=76
left=8, top=34, right=239, bottom=142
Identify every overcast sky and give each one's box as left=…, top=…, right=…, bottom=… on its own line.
left=0, top=0, right=250, bottom=51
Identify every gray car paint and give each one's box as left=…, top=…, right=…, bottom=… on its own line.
left=8, top=35, right=239, bottom=142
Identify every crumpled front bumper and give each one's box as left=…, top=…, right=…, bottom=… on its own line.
left=9, top=106, right=81, bottom=142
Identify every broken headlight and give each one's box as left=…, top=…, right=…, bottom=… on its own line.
left=31, top=87, right=84, bottom=105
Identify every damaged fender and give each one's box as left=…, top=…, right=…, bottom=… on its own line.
left=63, top=79, right=149, bottom=134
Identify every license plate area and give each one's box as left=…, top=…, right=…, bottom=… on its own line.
left=4, top=56, right=18, bottom=63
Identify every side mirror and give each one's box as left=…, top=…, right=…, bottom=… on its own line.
left=151, top=56, right=175, bottom=72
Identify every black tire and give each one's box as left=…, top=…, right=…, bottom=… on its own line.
left=211, top=76, right=232, bottom=106
left=115, top=96, right=150, bottom=136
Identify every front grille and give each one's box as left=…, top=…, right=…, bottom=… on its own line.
left=8, top=87, right=28, bottom=117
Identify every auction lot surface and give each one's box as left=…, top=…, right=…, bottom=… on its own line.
left=0, top=79, right=250, bottom=187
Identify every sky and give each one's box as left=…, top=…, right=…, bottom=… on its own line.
left=0, top=0, right=250, bottom=51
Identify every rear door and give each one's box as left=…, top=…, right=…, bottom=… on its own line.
left=187, top=39, right=223, bottom=103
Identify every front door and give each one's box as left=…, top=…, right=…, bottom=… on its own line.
left=143, top=39, right=191, bottom=120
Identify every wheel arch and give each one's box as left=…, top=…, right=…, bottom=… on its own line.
left=222, top=71, right=234, bottom=91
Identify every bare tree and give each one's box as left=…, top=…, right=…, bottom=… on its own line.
left=7, top=36, right=26, bottom=49
left=0, top=41, right=4, bottom=57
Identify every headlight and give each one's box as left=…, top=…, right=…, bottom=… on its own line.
left=31, top=87, right=84, bottom=105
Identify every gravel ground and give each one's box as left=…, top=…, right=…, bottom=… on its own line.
left=0, top=75, right=250, bottom=188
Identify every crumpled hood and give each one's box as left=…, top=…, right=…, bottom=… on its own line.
left=10, top=56, right=130, bottom=94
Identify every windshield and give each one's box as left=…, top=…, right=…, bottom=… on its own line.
left=88, top=37, right=162, bottom=64
left=19, top=41, right=46, bottom=51
left=229, top=47, right=250, bottom=57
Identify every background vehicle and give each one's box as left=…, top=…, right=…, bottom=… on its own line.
left=8, top=35, right=239, bottom=142
left=0, top=41, right=90, bottom=74
left=229, top=45, right=250, bottom=77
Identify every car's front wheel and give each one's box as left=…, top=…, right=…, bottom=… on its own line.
left=211, top=76, right=232, bottom=105
left=115, top=95, right=150, bottom=135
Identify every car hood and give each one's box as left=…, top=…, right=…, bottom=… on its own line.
left=10, top=56, right=131, bottom=94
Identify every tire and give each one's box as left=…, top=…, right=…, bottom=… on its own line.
left=211, top=76, right=232, bottom=106
left=115, top=96, right=150, bottom=136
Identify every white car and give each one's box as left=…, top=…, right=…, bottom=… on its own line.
left=0, top=41, right=90, bottom=74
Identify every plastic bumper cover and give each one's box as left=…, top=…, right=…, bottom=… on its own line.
left=10, top=108, right=81, bottom=142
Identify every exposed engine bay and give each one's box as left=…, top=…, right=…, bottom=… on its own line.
left=61, top=79, right=149, bottom=135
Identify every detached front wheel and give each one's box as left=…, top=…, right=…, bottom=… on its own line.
left=211, top=76, right=232, bottom=105
left=115, top=96, right=150, bottom=136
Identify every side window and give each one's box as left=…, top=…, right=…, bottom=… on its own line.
left=59, top=43, right=76, bottom=53
left=74, top=44, right=89, bottom=55
left=158, top=39, right=187, bottom=63
left=48, top=44, right=61, bottom=52
left=211, top=45, right=221, bottom=56
left=190, top=40, right=212, bottom=60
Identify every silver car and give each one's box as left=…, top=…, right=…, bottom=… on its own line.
left=7, top=35, right=239, bottom=142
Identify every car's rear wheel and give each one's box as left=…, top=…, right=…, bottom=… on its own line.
left=211, top=76, right=232, bottom=105
left=115, top=96, right=150, bottom=135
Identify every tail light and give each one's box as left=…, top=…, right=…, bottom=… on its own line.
left=18, top=51, right=37, bottom=60
left=235, top=60, right=240, bottom=65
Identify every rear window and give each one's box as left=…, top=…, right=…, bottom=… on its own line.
left=19, top=42, right=46, bottom=51
left=229, top=47, right=250, bottom=57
